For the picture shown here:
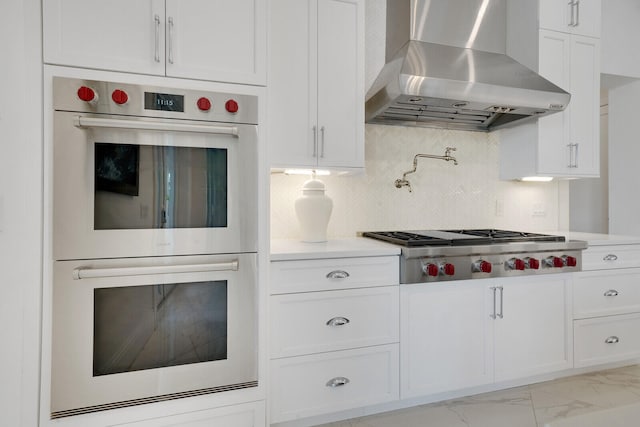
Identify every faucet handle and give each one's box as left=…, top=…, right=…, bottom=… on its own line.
left=395, top=178, right=413, bottom=192
left=445, top=146, right=457, bottom=155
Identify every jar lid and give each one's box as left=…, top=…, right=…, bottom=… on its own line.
left=302, top=179, right=326, bottom=192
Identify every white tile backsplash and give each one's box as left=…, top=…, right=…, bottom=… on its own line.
left=271, top=124, right=562, bottom=239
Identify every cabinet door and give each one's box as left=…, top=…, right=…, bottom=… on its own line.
left=537, top=30, right=572, bottom=175
left=494, top=277, right=572, bottom=382
left=43, top=0, right=165, bottom=75
left=569, top=35, right=600, bottom=176
left=165, top=0, right=266, bottom=85
left=316, top=0, right=364, bottom=169
left=400, top=282, right=493, bottom=398
left=268, top=0, right=317, bottom=168
left=539, top=0, right=601, bottom=38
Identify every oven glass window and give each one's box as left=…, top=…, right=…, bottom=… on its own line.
left=94, top=143, right=227, bottom=230
left=93, top=280, right=227, bottom=376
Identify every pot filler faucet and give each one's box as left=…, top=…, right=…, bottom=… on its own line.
left=395, top=147, right=458, bottom=192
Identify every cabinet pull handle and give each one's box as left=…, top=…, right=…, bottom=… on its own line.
left=490, top=287, right=497, bottom=319
left=575, top=0, right=580, bottom=26
left=326, top=377, right=350, bottom=388
left=320, top=126, right=326, bottom=158
left=326, top=270, right=350, bottom=279
left=497, top=286, right=504, bottom=319
left=312, top=126, right=318, bottom=157
left=167, top=16, right=175, bottom=64
left=326, top=316, right=350, bottom=327
left=574, top=143, right=579, bottom=168
left=605, top=336, right=620, bottom=344
left=567, top=144, right=573, bottom=168
left=568, top=1, right=575, bottom=26
left=603, top=254, right=618, bottom=261
left=604, top=289, right=619, bottom=297
left=154, top=15, right=161, bottom=62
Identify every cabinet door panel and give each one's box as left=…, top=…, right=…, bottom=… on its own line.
left=44, top=0, right=165, bottom=75
left=317, top=0, right=364, bottom=168
left=494, top=277, right=572, bottom=381
left=165, top=0, right=266, bottom=85
left=400, top=282, right=493, bottom=398
left=539, top=0, right=601, bottom=38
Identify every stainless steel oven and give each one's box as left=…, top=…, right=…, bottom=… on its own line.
left=49, top=77, right=260, bottom=417
left=52, top=77, right=258, bottom=260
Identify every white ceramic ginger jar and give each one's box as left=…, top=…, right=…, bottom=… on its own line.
left=294, top=179, right=333, bottom=242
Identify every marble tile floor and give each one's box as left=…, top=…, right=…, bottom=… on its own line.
left=318, top=364, right=640, bottom=427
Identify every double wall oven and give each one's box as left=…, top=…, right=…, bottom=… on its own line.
left=50, top=77, right=259, bottom=418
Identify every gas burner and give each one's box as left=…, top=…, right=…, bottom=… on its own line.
left=362, top=229, right=586, bottom=284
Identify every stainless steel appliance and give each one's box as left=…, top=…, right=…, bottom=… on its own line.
left=52, top=77, right=258, bottom=260
left=50, top=77, right=259, bottom=418
left=362, top=229, right=587, bottom=284
left=365, top=0, right=570, bottom=131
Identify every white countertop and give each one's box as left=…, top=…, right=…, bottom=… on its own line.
left=270, top=237, right=401, bottom=261
left=555, top=231, right=640, bottom=246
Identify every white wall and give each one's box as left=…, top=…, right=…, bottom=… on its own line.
left=0, top=0, right=42, bottom=425
left=601, top=0, right=640, bottom=78
left=609, top=80, right=640, bottom=235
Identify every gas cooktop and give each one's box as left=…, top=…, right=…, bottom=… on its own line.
left=362, top=229, right=586, bottom=284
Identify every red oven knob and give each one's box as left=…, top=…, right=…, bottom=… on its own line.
left=77, top=86, right=98, bottom=103
left=442, top=263, right=455, bottom=276
left=473, top=260, right=492, bottom=273
left=422, top=263, right=439, bottom=277
left=225, top=99, right=239, bottom=113
left=525, top=257, right=540, bottom=270
left=197, top=97, right=211, bottom=111
left=506, top=258, right=525, bottom=270
left=563, top=255, right=577, bottom=267
left=111, top=89, right=129, bottom=105
left=545, top=256, right=564, bottom=268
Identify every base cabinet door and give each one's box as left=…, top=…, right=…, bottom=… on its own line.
left=270, top=345, right=399, bottom=423
left=400, top=282, right=493, bottom=398
left=494, top=277, right=572, bottom=381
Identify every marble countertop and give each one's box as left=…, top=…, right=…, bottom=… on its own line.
left=270, top=237, right=401, bottom=261
left=553, top=231, right=640, bottom=246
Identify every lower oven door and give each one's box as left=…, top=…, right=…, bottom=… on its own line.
left=51, top=252, right=257, bottom=418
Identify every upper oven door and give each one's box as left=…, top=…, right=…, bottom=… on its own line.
left=53, top=111, right=258, bottom=260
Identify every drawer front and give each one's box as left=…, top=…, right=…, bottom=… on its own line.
left=270, top=286, right=399, bottom=358
left=582, top=245, right=640, bottom=270
left=270, top=344, right=399, bottom=424
left=574, top=313, right=640, bottom=367
left=270, top=256, right=399, bottom=294
left=574, top=270, right=640, bottom=318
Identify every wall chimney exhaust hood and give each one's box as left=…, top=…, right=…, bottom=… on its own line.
left=365, top=0, right=570, bottom=132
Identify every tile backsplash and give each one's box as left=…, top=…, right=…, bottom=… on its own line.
left=271, top=124, right=564, bottom=239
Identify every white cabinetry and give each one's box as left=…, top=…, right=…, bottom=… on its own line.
left=539, top=0, right=601, bottom=37
left=269, top=255, right=399, bottom=423
left=501, top=1, right=600, bottom=179
left=43, top=0, right=266, bottom=85
left=401, top=276, right=571, bottom=398
left=574, top=242, right=640, bottom=367
left=268, top=0, right=364, bottom=171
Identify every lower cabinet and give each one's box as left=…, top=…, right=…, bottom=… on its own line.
left=401, top=275, right=572, bottom=398
left=114, top=401, right=265, bottom=427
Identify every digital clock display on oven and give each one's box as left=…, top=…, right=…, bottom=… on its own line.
left=144, top=92, right=185, bottom=112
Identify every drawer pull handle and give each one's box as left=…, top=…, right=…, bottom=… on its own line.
left=604, top=290, right=619, bottom=297
left=326, top=377, right=350, bottom=388
left=603, top=254, right=618, bottom=261
left=605, top=336, right=620, bottom=344
left=326, top=270, right=350, bottom=279
left=326, top=316, right=350, bottom=327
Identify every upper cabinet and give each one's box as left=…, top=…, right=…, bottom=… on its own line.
left=268, top=0, right=365, bottom=171
left=539, top=0, right=601, bottom=38
left=43, top=0, right=266, bottom=86
left=501, top=0, right=600, bottom=180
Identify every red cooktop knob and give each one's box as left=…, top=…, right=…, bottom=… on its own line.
left=111, top=89, right=129, bottom=105
left=506, top=258, right=525, bottom=270
left=197, top=97, right=212, bottom=111
left=423, top=263, right=439, bottom=277
left=525, top=257, right=540, bottom=270
left=77, top=86, right=97, bottom=103
left=564, top=255, right=577, bottom=267
left=552, top=256, right=564, bottom=268
left=473, top=260, right=492, bottom=273
left=225, top=99, right=239, bottom=113
left=442, top=263, right=455, bottom=276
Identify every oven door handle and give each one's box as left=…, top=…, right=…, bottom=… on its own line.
left=72, top=260, right=239, bottom=280
left=74, top=116, right=239, bottom=136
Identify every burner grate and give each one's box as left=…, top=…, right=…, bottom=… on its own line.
left=361, top=231, right=451, bottom=247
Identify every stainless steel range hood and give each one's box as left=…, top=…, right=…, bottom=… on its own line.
left=365, top=0, right=570, bottom=132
